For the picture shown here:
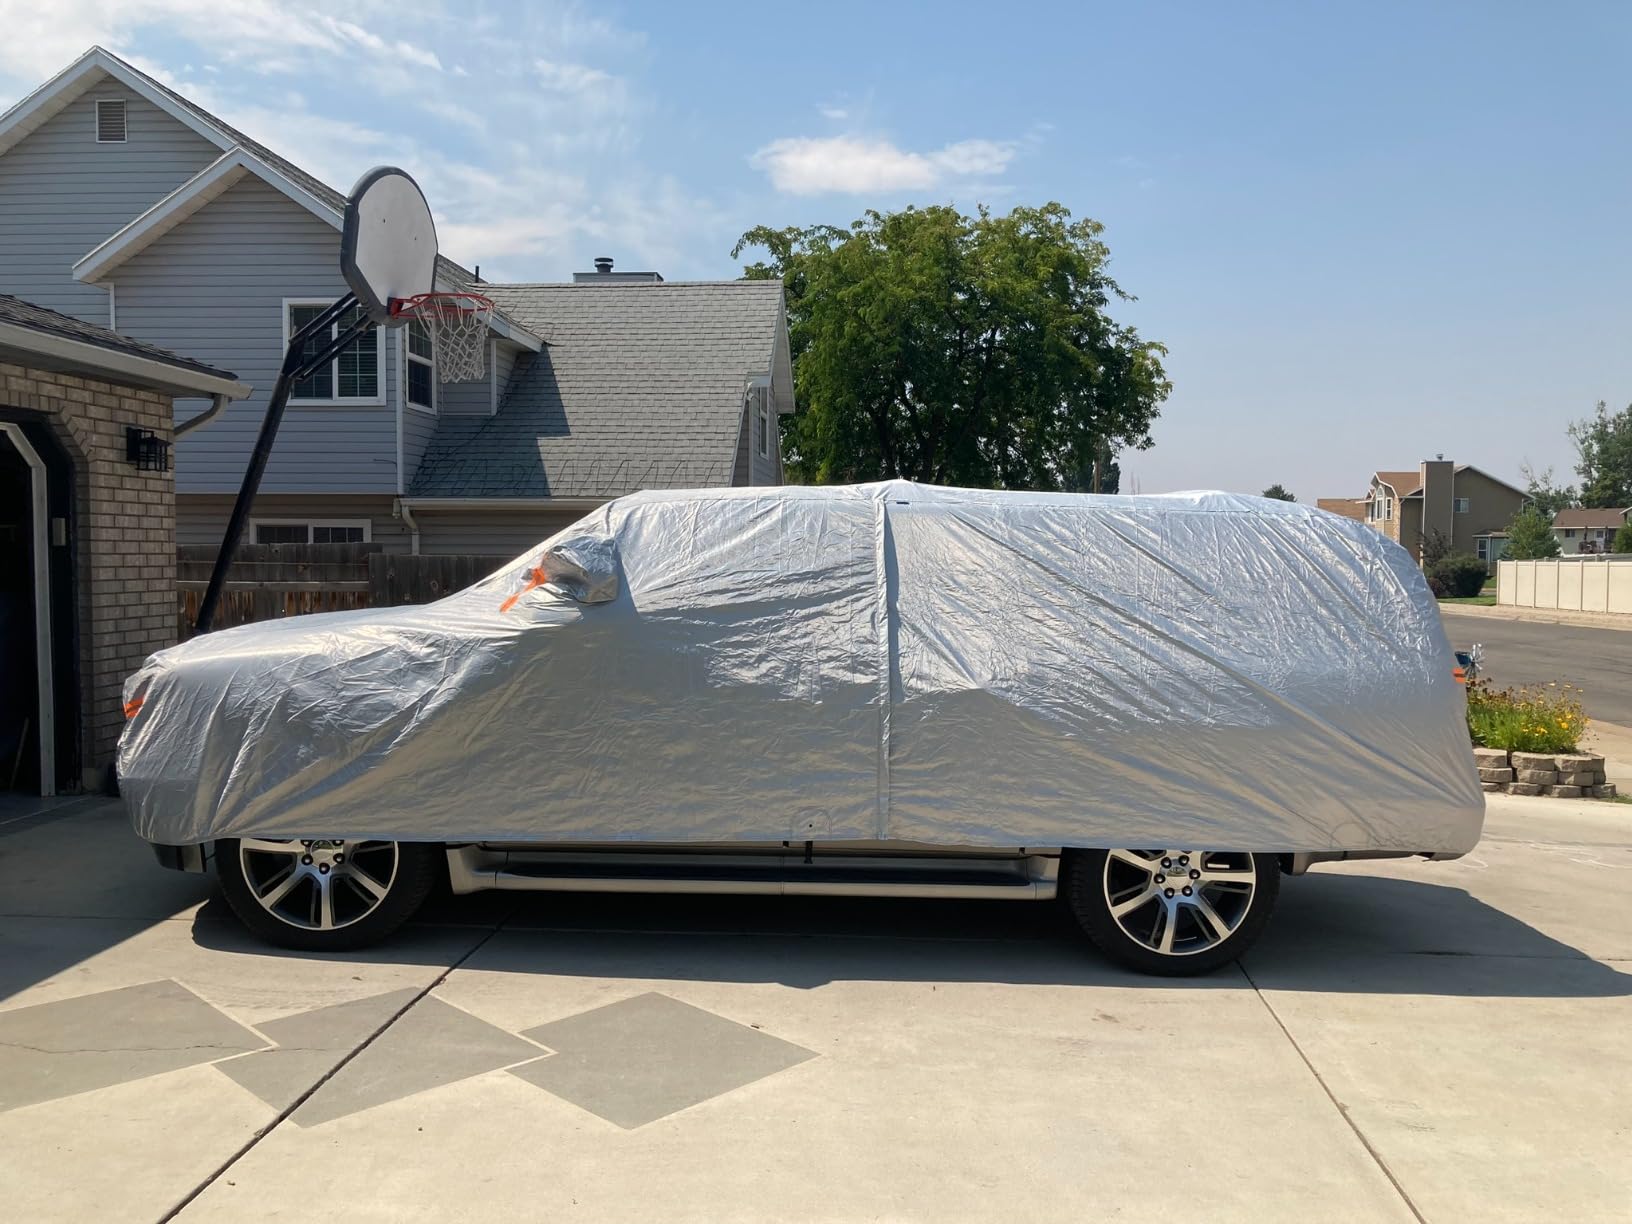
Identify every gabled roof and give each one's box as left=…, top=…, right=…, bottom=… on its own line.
left=1369, top=464, right=1527, bottom=502
left=2, top=46, right=537, bottom=349
left=1552, top=507, right=1630, bottom=529
left=1372, top=470, right=1421, bottom=497
left=0, top=293, right=248, bottom=398
left=410, top=281, right=788, bottom=499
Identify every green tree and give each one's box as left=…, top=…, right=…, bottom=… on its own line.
left=733, top=203, right=1170, bottom=488
left=1613, top=520, right=1632, bottom=554
left=1505, top=505, right=1561, bottom=559
left=1419, top=526, right=1452, bottom=568
left=1519, top=462, right=1577, bottom=517
left=1260, top=483, right=1296, bottom=502
left=1568, top=401, right=1632, bottom=508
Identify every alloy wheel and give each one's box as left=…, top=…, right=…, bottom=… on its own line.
left=237, top=839, right=399, bottom=931
left=1100, top=848, right=1257, bottom=957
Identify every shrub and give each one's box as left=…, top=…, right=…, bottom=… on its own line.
left=1614, top=521, right=1632, bottom=554
left=1427, top=552, right=1488, bottom=598
left=1505, top=505, right=1560, bottom=558
left=1466, top=680, right=1589, bottom=753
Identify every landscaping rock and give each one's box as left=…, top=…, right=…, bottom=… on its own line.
left=1547, top=785, right=1584, bottom=799
left=1505, top=783, right=1544, bottom=796
left=1477, top=766, right=1515, bottom=783
left=1511, top=752, right=1559, bottom=771
left=1557, top=770, right=1597, bottom=787
left=1472, top=747, right=1510, bottom=768
left=1515, top=769, right=1558, bottom=785
left=1593, top=784, right=1619, bottom=799
left=1556, top=754, right=1603, bottom=774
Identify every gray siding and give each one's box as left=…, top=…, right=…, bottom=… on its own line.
left=438, top=339, right=495, bottom=416
left=114, top=176, right=401, bottom=495
left=0, top=80, right=217, bottom=321
left=401, top=395, right=439, bottom=490
left=178, top=493, right=409, bottom=552
left=414, top=504, right=595, bottom=555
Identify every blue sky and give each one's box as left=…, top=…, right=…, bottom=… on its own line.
left=2, top=1, right=1628, bottom=501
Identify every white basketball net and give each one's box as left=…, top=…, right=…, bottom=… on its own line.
left=394, top=292, right=494, bottom=382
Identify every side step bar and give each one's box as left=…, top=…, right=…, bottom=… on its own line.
left=446, top=846, right=1060, bottom=901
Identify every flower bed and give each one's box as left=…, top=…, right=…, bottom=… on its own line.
left=1466, top=681, right=1588, bottom=754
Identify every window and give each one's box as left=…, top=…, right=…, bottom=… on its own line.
left=95, top=98, right=126, bottom=143
left=1383, top=497, right=1392, bottom=521
left=1564, top=528, right=1577, bottom=539
left=253, top=520, right=371, bottom=544
left=406, top=320, right=435, bottom=412
left=1477, top=538, right=1488, bottom=562
left=1453, top=497, right=1470, bottom=513
left=286, top=302, right=381, bottom=403
left=757, top=400, right=771, bottom=459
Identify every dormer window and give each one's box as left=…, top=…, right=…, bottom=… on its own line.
left=95, top=98, right=127, bottom=143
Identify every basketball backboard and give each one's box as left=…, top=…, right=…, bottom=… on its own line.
left=340, top=166, right=437, bottom=325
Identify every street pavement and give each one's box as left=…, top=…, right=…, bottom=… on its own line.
left=2, top=794, right=1629, bottom=1222
left=1440, top=607, right=1632, bottom=724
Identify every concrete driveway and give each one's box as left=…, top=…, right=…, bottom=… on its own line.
left=2, top=794, right=1629, bottom=1223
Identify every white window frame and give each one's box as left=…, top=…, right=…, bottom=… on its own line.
left=402, top=319, right=437, bottom=415
left=282, top=298, right=385, bottom=406
left=758, top=400, right=771, bottom=459
left=1453, top=497, right=1470, bottom=513
left=250, top=518, right=372, bottom=544
left=93, top=96, right=127, bottom=143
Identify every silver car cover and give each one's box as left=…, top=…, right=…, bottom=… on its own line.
left=120, top=481, right=1485, bottom=854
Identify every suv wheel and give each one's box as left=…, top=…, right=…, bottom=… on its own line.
left=216, top=838, right=440, bottom=951
left=1063, top=848, right=1279, bottom=976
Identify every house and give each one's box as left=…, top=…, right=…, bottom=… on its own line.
left=0, top=48, right=791, bottom=556
left=1323, top=457, right=1526, bottom=568
left=1551, top=507, right=1630, bottom=555
left=405, top=278, right=794, bottom=551
left=1, top=293, right=249, bottom=794
left=1315, top=497, right=1367, bottom=523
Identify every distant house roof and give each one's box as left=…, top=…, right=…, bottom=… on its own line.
left=1552, top=507, right=1630, bottom=530
left=410, top=281, right=789, bottom=499
left=1370, top=464, right=1527, bottom=501
left=1315, top=497, right=1367, bottom=523
left=1372, top=470, right=1421, bottom=497
left=0, top=293, right=248, bottom=398
left=0, top=47, right=537, bottom=348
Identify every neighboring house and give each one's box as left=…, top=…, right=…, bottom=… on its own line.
left=0, top=48, right=792, bottom=556
left=1551, top=507, right=1631, bottom=554
left=1, top=294, right=249, bottom=794
left=1323, top=457, right=1526, bottom=568
left=1315, top=497, right=1367, bottom=523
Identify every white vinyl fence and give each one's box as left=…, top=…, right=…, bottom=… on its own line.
left=1498, top=557, right=1632, bottom=615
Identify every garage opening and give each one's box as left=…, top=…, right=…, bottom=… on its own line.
left=0, top=415, right=77, bottom=794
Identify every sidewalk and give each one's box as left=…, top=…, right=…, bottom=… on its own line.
left=1584, top=719, right=1632, bottom=790
left=1441, top=602, right=1632, bottom=632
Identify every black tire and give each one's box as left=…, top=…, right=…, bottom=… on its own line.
left=1062, top=848, right=1279, bottom=976
left=215, top=838, right=441, bottom=951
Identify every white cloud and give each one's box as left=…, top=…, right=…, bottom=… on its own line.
left=751, top=134, right=1016, bottom=195
left=534, top=57, right=613, bottom=93
left=818, top=103, right=849, bottom=120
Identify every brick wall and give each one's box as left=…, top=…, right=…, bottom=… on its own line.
left=1, top=360, right=175, bottom=788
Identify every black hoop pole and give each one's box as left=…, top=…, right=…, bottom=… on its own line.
left=194, top=291, right=366, bottom=634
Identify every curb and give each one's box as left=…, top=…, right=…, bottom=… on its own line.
left=1439, top=604, right=1632, bottom=633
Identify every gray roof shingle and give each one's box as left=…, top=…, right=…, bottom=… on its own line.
left=410, top=281, right=784, bottom=499
left=0, top=293, right=238, bottom=380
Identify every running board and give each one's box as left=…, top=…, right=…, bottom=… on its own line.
left=446, top=846, right=1059, bottom=900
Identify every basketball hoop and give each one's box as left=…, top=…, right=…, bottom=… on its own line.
left=391, top=292, right=494, bottom=382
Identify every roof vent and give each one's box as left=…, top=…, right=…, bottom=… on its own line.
left=573, top=257, right=664, bottom=285
left=593, top=256, right=614, bottom=274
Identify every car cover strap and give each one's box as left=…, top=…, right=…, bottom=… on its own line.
left=499, top=565, right=548, bottom=613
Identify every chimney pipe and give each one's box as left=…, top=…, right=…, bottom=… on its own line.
left=593, top=256, right=614, bottom=274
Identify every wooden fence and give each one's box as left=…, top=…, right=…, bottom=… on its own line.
left=177, top=544, right=513, bottom=638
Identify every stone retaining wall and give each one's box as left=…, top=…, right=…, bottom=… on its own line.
left=1472, top=748, right=1617, bottom=799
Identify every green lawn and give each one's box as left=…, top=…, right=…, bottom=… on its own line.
left=1440, top=593, right=1498, bottom=605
